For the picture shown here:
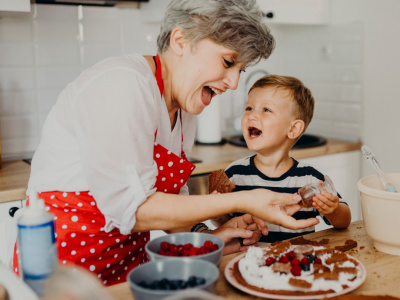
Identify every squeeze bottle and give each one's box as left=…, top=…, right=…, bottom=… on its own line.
left=17, top=189, right=58, bottom=297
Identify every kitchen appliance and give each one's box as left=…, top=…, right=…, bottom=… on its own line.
left=196, top=97, right=224, bottom=145
left=33, top=0, right=148, bottom=6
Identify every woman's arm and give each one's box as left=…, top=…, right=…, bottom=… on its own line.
left=133, top=189, right=320, bottom=232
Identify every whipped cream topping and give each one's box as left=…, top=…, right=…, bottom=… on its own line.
left=238, top=246, right=363, bottom=293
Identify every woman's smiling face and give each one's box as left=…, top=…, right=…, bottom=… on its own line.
left=172, top=38, right=245, bottom=115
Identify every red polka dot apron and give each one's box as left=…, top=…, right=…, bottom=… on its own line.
left=13, top=54, right=196, bottom=286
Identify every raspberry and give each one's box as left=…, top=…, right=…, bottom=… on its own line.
left=291, top=258, right=300, bottom=266
left=160, top=241, right=170, bottom=251
left=211, top=244, right=219, bottom=251
left=300, top=257, right=310, bottom=266
left=291, top=265, right=301, bottom=276
left=265, top=257, right=275, bottom=266
left=286, top=251, right=295, bottom=261
left=204, top=240, right=213, bottom=249
left=279, top=255, right=289, bottom=264
left=183, top=243, right=193, bottom=250
left=189, top=247, right=199, bottom=256
left=314, top=258, right=322, bottom=264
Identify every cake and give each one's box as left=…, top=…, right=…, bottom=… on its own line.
left=232, top=240, right=365, bottom=297
left=208, top=169, right=235, bottom=194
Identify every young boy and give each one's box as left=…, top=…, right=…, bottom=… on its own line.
left=221, top=74, right=351, bottom=243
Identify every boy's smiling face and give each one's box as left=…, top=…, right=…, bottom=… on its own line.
left=241, top=86, right=297, bottom=154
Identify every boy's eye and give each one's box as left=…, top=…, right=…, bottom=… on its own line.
left=223, top=58, right=234, bottom=68
left=245, top=107, right=252, bottom=112
left=263, top=108, right=270, bottom=112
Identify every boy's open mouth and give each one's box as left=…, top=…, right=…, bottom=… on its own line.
left=248, top=127, right=262, bottom=138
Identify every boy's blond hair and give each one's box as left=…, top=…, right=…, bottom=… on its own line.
left=249, top=74, right=315, bottom=133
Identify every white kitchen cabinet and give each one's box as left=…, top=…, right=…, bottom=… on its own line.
left=257, top=0, right=330, bottom=25
left=0, top=0, right=30, bottom=12
left=140, top=0, right=172, bottom=23
left=299, top=150, right=362, bottom=231
left=0, top=200, right=22, bottom=267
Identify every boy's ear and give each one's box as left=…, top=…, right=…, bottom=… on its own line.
left=288, top=119, right=305, bottom=140
left=169, top=27, right=189, bottom=56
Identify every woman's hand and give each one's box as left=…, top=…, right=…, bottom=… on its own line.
left=241, top=189, right=320, bottom=230
left=211, top=214, right=268, bottom=255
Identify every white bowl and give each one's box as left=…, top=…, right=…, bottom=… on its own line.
left=358, top=173, right=400, bottom=255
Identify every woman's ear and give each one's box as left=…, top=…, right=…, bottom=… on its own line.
left=288, top=120, right=305, bottom=140
left=169, top=27, right=189, bottom=56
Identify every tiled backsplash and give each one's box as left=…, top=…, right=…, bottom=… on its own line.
left=0, top=4, right=363, bottom=160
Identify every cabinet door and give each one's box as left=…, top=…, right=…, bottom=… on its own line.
left=0, top=201, right=22, bottom=267
left=300, top=151, right=361, bottom=231
left=0, top=0, right=30, bottom=12
left=257, top=0, right=330, bottom=25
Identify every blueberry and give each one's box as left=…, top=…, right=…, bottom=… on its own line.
left=149, top=281, right=157, bottom=289
left=306, top=254, right=316, bottom=263
left=138, top=281, right=148, bottom=288
left=196, top=277, right=206, bottom=286
left=168, top=280, right=179, bottom=290
left=301, top=264, right=311, bottom=272
left=180, top=281, right=188, bottom=289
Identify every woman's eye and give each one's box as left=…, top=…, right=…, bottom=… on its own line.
left=240, top=69, right=246, bottom=74
left=223, top=58, right=234, bottom=68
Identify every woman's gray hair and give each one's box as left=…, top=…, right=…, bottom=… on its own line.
left=157, top=0, right=275, bottom=67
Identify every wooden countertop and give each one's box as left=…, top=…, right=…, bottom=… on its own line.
left=0, top=160, right=30, bottom=203
left=107, top=220, right=400, bottom=299
left=0, top=138, right=361, bottom=204
left=191, top=138, right=361, bottom=175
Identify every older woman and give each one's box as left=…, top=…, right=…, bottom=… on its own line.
left=14, top=0, right=319, bottom=286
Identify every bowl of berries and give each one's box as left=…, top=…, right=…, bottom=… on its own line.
left=145, top=232, right=224, bottom=266
left=127, top=258, right=219, bottom=300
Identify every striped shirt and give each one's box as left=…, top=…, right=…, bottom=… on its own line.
left=225, top=155, right=346, bottom=243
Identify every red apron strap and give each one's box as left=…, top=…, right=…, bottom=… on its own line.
left=154, top=55, right=164, bottom=96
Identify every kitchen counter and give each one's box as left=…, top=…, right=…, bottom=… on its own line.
left=107, top=220, right=400, bottom=299
left=191, top=137, right=361, bottom=175
left=0, top=138, right=361, bottom=203
left=0, top=160, right=31, bottom=203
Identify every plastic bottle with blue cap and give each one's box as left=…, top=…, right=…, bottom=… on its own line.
left=16, top=188, right=58, bottom=297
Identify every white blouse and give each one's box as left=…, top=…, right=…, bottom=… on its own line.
left=28, top=53, right=197, bottom=234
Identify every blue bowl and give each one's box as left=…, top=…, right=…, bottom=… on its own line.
left=127, top=258, right=219, bottom=300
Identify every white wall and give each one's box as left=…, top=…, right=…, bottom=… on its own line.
left=329, top=0, right=400, bottom=177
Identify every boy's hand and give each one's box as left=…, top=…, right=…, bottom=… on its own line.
left=312, top=190, right=340, bottom=215
left=212, top=214, right=268, bottom=255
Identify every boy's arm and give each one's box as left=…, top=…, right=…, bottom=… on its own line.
left=322, top=202, right=351, bottom=229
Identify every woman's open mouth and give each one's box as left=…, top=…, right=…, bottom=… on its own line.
left=248, top=127, right=262, bottom=138
left=201, top=86, right=222, bottom=106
